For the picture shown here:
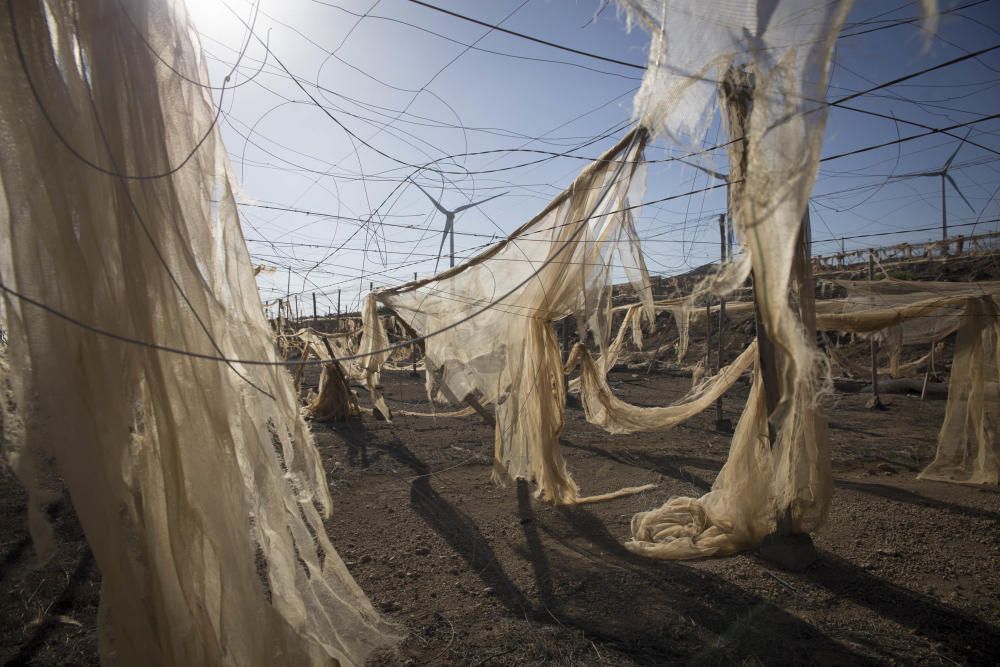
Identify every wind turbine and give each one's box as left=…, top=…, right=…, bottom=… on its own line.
left=889, top=131, right=974, bottom=241
left=411, top=182, right=506, bottom=272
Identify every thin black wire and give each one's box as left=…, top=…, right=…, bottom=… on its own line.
left=404, top=0, right=994, bottom=69
left=310, top=0, right=641, bottom=81
left=255, top=106, right=1000, bottom=295
left=404, top=0, right=646, bottom=71
left=214, top=36, right=1000, bottom=182
left=9, top=2, right=1000, bottom=368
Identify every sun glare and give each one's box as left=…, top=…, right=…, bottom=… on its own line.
left=183, top=0, right=241, bottom=40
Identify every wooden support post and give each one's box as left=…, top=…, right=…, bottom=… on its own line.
left=464, top=396, right=496, bottom=427
left=422, top=355, right=495, bottom=427
left=796, top=209, right=817, bottom=332
left=752, top=285, right=782, bottom=448
left=715, top=213, right=731, bottom=432
left=293, top=342, right=313, bottom=391
left=755, top=208, right=821, bottom=569
left=866, top=249, right=886, bottom=410
left=561, top=317, right=569, bottom=364
left=920, top=341, right=936, bottom=401
left=391, top=305, right=493, bottom=426
left=722, top=64, right=817, bottom=569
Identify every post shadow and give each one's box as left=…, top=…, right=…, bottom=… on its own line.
left=836, top=479, right=1000, bottom=522
left=6, top=549, right=95, bottom=667
left=369, top=437, right=532, bottom=615
left=804, top=550, right=1000, bottom=665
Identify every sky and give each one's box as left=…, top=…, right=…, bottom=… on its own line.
left=184, top=0, right=1000, bottom=316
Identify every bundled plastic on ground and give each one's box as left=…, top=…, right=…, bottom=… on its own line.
left=366, top=129, right=654, bottom=503
left=629, top=365, right=773, bottom=559
left=0, top=1, right=396, bottom=664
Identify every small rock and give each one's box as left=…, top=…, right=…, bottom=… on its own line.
left=414, top=546, right=430, bottom=556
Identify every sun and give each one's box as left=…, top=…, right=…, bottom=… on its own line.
left=182, top=0, right=243, bottom=40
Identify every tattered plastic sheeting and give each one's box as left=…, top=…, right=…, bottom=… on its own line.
left=577, top=295, right=730, bottom=384
left=357, top=295, right=393, bottom=420
left=825, top=338, right=938, bottom=379
left=919, top=297, right=999, bottom=485
left=367, top=129, right=654, bottom=503
left=817, top=287, right=1000, bottom=486
left=566, top=302, right=647, bottom=394
left=619, top=0, right=857, bottom=559
left=0, top=1, right=396, bottom=664
left=566, top=339, right=757, bottom=435
left=830, top=279, right=999, bottom=346
left=818, top=281, right=1000, bottom=379
left=625, top=286, right=998, bottom=557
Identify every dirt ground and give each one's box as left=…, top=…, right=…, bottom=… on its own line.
left=1, top=366, right=998, bottom=666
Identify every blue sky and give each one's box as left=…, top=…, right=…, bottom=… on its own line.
left=186, top=0, right=1000, bottom=315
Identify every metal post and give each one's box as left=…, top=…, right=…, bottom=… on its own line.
left=867, top=249, right=885, bottom=410
left=312, top=292, right=317, bottom=323
left=411, top=272, right=419, bottom=377
left=941, top=174, right=948, bottom=242
left=336, top=289, right=341, bottom=331
left=704, top=301, right=711, bottom=373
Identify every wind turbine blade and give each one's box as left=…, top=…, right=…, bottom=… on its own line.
left=434, top=216, right=453, bottom=273
left=888, top=171, right=939, bottom=181
left=412, top=180, right=450, bottom=215
left=945, top=174, right=975, bottom=212
left=942, top=129, right=971, bottom=171
left=674, top=157, right=728, bottom=181
left=453, top=191, right=508, bottom=213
